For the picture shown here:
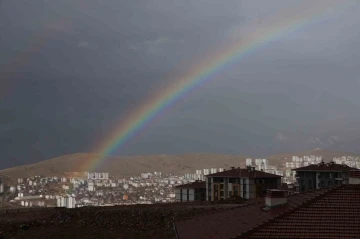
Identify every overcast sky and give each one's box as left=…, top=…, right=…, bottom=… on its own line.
left=1, top=0, right=360, bottom=169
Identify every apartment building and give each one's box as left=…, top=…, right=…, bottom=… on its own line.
left=292, top=161, right=359, bottom=192
left=205, top=166, right=281, bottom=201
left=175, top=181, right=206, bottom=202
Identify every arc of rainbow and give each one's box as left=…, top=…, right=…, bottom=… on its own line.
left=82, top=0, right=355, bottom=172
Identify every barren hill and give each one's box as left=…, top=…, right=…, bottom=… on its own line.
left=0, top=149, right=358, bottom=182
left=267, top=148, right=358, bottom=167
left=0, top=153, right=246, bottom=181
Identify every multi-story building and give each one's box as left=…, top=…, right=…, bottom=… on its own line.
left=87, top=172, right=109, bottom=180
left=205, top=166, right=281, bottom=201
left=175, top=181, right=206, bottom=202
left=292, top=161, right=359, bottom=192
left=57, top=196, right=76, bottom=208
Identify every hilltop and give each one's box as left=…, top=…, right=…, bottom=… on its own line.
left=0, top=149, right=358, bottom=181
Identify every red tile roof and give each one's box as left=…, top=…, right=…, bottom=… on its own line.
left=175, top=181, right=206, bottom=189
left=292, top=162, right=358, bottom=172
left=206, top=168, right=281, bottom=178
left=174, top=188, right=329, bottom=239
left=238, top=184, right=360, bottom=239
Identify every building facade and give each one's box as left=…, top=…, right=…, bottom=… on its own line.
left=205, top=167, right=281, bottom=201
left=175, top=181, right=206, bottom=202
left=57, top=196, right=76, bottom=208
left=292, top=161, right=359, bottom=192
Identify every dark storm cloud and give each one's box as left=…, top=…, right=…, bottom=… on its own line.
left=1, top=0, right=359, bottom=168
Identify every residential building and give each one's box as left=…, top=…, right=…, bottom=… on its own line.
left=175, top=181, right=206, bottom=202
left=57, top=196, right=76, bottom=208
left=87, top=172, right=109, bottom=180
left=292, top=161, right=359, bottom=192
left=205, top=166, right=281, bottom=201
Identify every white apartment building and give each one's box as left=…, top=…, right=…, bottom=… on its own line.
left=57, top=196, right=76, bottom=208
left=87, top=172, right=109, bottom=180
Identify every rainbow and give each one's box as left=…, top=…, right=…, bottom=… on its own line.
left=80, top=1, right=354, bottom=172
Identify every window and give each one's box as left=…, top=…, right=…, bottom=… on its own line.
left=229, top=178, right=240, bottom=184
left=214, top=177, right=224, bottom=183
left=220, top=184, right=224, bottom=190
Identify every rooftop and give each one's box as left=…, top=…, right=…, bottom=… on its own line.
left=175, top=181, right=206, bottom=189
left=174, top=188, right=330, bottom=239
left=240, top=184, right=360, bottom=239
left=292, top=161, right=359, bottom=172
left=206, top=167, right=281, bottom=178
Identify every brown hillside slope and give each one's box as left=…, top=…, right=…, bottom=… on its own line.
left=0, top=153, right=246, bottom=180
left=0, top=149, right=357, bottom=181
left=267, top=148, right=358, bottom=167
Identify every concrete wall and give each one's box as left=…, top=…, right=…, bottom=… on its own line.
left=206, top=177, right=213, bottom=201
left=248, top=179, right=256, bottom=199
left=349, top=177, right=360, bottom=184
left=175, top=189, right=181, bottom=201
left=265, top=197, right=287, bottom=207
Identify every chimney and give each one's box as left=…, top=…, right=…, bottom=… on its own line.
left=349, top=170, right=360, bottom=185
left=265, top=190, right=287, bottom=208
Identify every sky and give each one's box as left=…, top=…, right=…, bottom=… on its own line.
left=1, top=0, right=360, bottom=169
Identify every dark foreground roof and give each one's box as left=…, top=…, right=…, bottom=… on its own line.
left=175, top=181, right=206, bottom=189
left=292, top=161, right=359, bottom=172
left=174, top=188, right=330, bottom=239
left=240, top=184, right=360, bottom=239
left=206, top=168, right=281, bottom=178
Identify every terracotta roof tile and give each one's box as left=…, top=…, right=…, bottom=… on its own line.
left=174, top=188, right=329, bottom=239
left=241, top=184, right=360, bottom=239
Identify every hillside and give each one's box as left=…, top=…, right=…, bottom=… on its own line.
left=0, top=149, right=358, bottom=181
left=0, top=153, right=246, bottom=181
left=267, top=148, right=358, bottom=167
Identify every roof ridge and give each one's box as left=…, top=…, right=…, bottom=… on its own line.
left=231, top=186, right=341, bottom=239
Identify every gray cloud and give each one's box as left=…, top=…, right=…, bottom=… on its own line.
left=1, top=0, right=359, bottom=169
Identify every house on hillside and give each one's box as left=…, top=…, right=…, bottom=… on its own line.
left=175, top=181, right=206, bottom=202
left=292, top=161, right=359, bottom=192
left=205, top=166, right=281, bottom=201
